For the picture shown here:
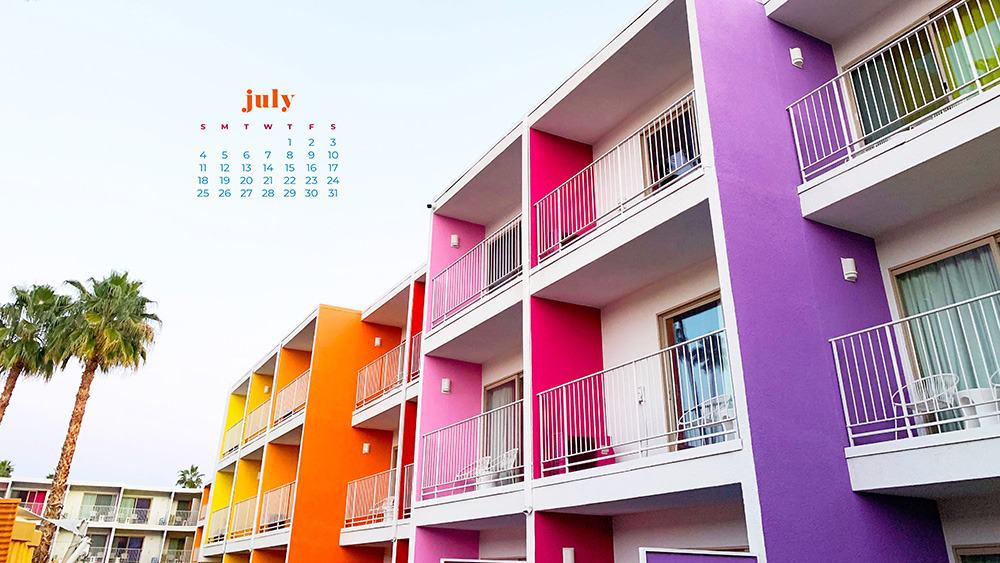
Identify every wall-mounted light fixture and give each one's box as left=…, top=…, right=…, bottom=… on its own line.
left=790, top=47, right=804, bottom=68
left=374, top=336, right=382, bottom=347
left=441, top=378, right=452, bottom=394
left=362, top=442, right=371, bottom=454
left=263, top=385, right=270, bottom=394
left=450, top=234, right=460, bottom=248
left=841, top=257, right=858, bottom=283
left=562, top=548, right=576, bottom=563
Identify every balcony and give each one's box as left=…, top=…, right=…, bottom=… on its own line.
left=344, top=468, right=397, bottom=528
left=229, top=497, right=257, bottom=539
left=258, top=481, right=295, bottom=533
left=243, top=399, right=271, bottom=444
left=787, top=0, right=1000, bottom=235
left=106, top=548, right=144, bottom=563
left=832, top=291, right=1000, bottom=445
left=206, top=506, right=229, bottom=544
left=221, top=420, right=243, bottom=459
left=355, top=342, right=406, bottom=409
left=537, top=329, right=735, bottom=476
left=409, top=332, right=423, bottom=382
left=78, top=504, right=116, bottom=523
left=82, top=546, right=106, bottom=563
left=167, top=508, right=197, bottom=527
left=419, top=400, right=524, bottom=500
left=430, top=215, right=522, bottom=329
left=402, top=463, right=414, bottom=519
left=273, top=371, right=309, bottom=425
left=160, top=550, right=192, bottom=563
left=534, top=92, right=701, bottom=264
left=116, top=505, right=154, bottom=525
left=19, top=500, right=44, bottom=515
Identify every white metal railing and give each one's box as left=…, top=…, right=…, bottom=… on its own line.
left=273, top=371, right=309, bottom=424
left=243, top=399, right=271, bottom=443
left=430, top=215, right=522, bottom=327
left=409, top=332, right=423, bottom=382
left=344, top=468, right=397, bottom=528
left=221, top=419, right=243, bottom=458
left=538, top=329, right=734, bottom=475
left=355, top=342, right=406, bottom=408
left=20, top=500, right=44, bottom=515
left=420, top=400, right=524, bottom=499
left=106, top=548, right=142, bottom=563
left=160, top=550, right=193, bottom=563
left=788, top=0, right=1000, bottom=181
left=402, top=463, right=414, bottom=519
left=258, top=481, right=295, bottom=533
left=116, top=504, right=154, bottom=525
left=535, top=91, right=701, bottom=262
left=206, top=506, right=229, bottom=544
left=198, top=502, right=208, bottom=521
left=831, top=291, right=1000, bottom=446
left=168, top=508, right=197, bottom=526
left=229, top=497, right=257, bottom=538
left=83, top=546, right=106, bottom=563
left=78, top=503, right=116, bottom=522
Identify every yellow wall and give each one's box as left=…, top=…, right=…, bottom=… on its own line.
left=233, top=459, right=261, bottom=503
left=210, top=471, right=234, bottom=512
left=247, top=372, right=274, bottom=411
left=225, top=392, right=248, bottom=428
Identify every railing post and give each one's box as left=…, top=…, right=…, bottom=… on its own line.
left=885, top=325, right=914, bottom=440
left=560, top=389, right=569, bottom=473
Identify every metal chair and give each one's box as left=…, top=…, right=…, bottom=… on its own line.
left=891, top=373, right=960, bottom=434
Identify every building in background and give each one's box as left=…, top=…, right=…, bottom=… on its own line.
left=197, top=267, right=425, bottom=563
left=0, top=477, right=201, bottom=562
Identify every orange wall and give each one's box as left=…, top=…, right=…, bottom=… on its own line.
left=251, top=549, right=287, bottom=563
left=275, top=348, right=311, bottom=389
left=286, top=305, right=400, bottom=563
left=247, top=372, right=274, bottom=411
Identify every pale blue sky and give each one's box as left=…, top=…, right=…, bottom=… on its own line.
left=0, top=0, right=649, bottom=486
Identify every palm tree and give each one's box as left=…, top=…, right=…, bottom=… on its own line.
left=0, top=286, right=70, bottom=426
left=0, top=460, right=12, bottom=478
left=176, top=465, right=204, bottom=488
left=32, top=272, right=159, bottom=563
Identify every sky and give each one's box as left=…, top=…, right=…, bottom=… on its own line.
left=0, top=0, right=650, bottom=487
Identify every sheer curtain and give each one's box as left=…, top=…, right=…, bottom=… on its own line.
left=896, top=244, right=1000, bottom=392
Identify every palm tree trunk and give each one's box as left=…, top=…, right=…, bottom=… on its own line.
left=0, top=362, right=23, bottom=427
left=32, top=359, right=98, bottom=563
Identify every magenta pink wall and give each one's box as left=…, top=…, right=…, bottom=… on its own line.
left=535, top=512, right=614, bottom=563
left=528, top=129, right=594, bottom=266
left=415, top=355, right=483, bottom=498
left=413, top=527, right=479, bottom=563
left=529, top=297, right=603, bottom=477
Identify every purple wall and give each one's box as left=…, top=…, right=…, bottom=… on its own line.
left=412, top=526, right=478, bottom=563
left=535, top=512, right=614, bottom=563
left=645, top=553, right=756, bottom=563
left=528, top=129, right=594, bottom=266
left=529, top=297, right=604, bottom=478
left=690, top=0, right=946, bottom=561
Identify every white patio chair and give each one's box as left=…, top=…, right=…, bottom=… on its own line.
left=891, top=373, right=960, bottom=434
left=491, top=448, right=520, bottom=486
left=455, top=456, right=491, bottom=492
left=677, top=394, right=735, bottom=443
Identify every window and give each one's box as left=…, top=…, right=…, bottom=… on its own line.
left=484, top=218, right=521, bottom=291
left=81, top=493, right=116, bottom=521
left=658, top=294, right=732, bottom=448
left=956, top=545, right=1000, bottom=562
left=481, top=373, right=524, bottom=484
left=891, top=237, right=1000, bottom=433
left=641, top=96, right=700, bottom=193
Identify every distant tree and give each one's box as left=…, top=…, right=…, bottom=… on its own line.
left=0, top=460, right=12, bottom=478
left=176, top=465, right=205, bottom=488
left=45, top=472, right=54, bottom=480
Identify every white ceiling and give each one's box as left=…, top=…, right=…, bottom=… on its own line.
left=437, top=138, right=522, bottom=226
left=363, top=285, right=410, bottom=328
left=532, top=0, right=691, bottom=145
left=427, top=303, right=523, bottom=364
left=765, top=0, right=899, bottom=44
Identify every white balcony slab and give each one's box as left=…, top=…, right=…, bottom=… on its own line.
left=845, top=427, right=1000, bottom=497
left=424, top=280, right=523, bottom=364
left=339, top=522, right=396, bottom=547
left=412, top=483, right=525, bottom=528
left=253, top=527, right=292, bottom=549
left=799, top=89, right=1000, bottom=237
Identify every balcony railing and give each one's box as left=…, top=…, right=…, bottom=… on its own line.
left=788, top=0, right=1000, bottom=181
left=19, top=500, right=44, bottom=515
left=78, top=504, right=116, bottom=523
left=401, top=463, right=414, bottom=519
left=229, top=497, right=257, bottom=538
left=221, top=419, right=243, bottom=458
left=355, top=342, right=406, bottom=409
left=160, top=550, right=193, bottom=563
left=273, top=371, right=309, bottom=425
left=206, top=506, right=229, bottom=544
left=106, top=548, right=142, bottom=563
left=831, top=291, right=1000, bottom=447
left=116, top=505, right=153, bottom=525
left=420, top=400, right=524, bottom=499
left=409, top=332, right=423, bottom=382
left=344, top=468, right=397, bottom=528
left=534, top=91, right=701, bottom=262
left=259, top=481, right=295, bottom=533
left=198, top=502, right=208, bottom=521
left=243, top=399, right=271, bottom=443
left=82, top=546, right=106, bottom=563
left=430, top=215, right=522, bottom=327
left=166, top=508, right=197, bottom=526
left=538, top=329, right=735, bottom=475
